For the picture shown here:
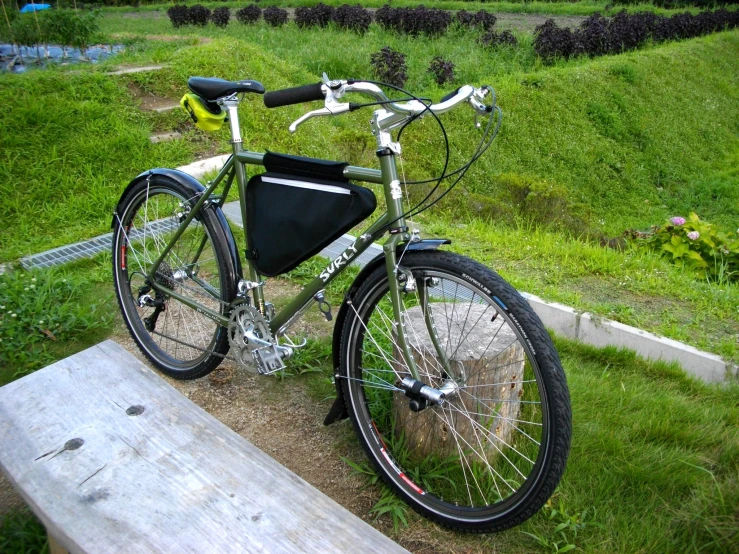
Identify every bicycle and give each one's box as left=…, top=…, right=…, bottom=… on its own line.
left=111, top=74, right=572, bottom=533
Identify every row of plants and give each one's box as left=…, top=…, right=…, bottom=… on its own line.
left=165, top=2, right=521, bottom=42
left=166, top=3, right=231, bottom=26
left=534, top=7, right=739, bottom=60
left=1, top=9, right=100, bottom=59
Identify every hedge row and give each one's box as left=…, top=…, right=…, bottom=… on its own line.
left=534, top=8, right=739, bottom=60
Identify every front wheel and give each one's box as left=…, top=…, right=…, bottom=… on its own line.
left=339, top=250, right=571, bottom=532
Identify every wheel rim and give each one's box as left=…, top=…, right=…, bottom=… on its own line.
left=345, top=267, right=550, bottom=521
left=114, top=185, right=225, bottom=370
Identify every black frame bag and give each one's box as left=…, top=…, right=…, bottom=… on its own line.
left=245, top=153, right=377, bottom=277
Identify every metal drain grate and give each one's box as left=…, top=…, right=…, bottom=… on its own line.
left=20, top=219, right=180, bottom=271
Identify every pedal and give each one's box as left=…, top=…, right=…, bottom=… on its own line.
left=315, top=291, right=332, bottom=321
left=253, top=344, right=291, bottom=375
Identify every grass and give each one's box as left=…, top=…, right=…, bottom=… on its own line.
left=0, top=257, right=117, bottom=386
left=0, top=508, right=47, bottom=553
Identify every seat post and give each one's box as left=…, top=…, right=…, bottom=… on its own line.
left=222, top=98, right=242, bottom=150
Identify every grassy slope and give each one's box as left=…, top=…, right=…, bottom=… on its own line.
left=97, top=18, right=739, bottom=235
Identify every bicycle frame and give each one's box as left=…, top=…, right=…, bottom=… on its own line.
left=144, top=100, right=426, bottom=379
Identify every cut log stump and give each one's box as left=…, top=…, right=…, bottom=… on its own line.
left=394, top=303, right=525, bottom=462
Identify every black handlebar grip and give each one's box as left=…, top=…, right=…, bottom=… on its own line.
left=440, top=87, right=461, bottom=103
left=263, top=83, right=325, bottom=108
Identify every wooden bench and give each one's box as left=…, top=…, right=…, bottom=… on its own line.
left=0, top=340, right=408, bottom=553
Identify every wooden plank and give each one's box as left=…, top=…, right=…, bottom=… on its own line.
left=0, top=340, right=409, bottom=554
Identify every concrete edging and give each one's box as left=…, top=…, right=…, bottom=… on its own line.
left=521, top=293, right=734, bottom=383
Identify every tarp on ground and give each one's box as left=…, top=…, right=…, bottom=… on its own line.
left=20, top=4, right=51, bottom=12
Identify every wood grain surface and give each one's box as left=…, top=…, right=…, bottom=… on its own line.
left=0, top=340, right=408, bottom=554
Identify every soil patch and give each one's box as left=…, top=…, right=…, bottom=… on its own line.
left=126, top=81, right=180, bottom=111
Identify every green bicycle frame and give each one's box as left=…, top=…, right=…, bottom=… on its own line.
left=146, top=120, right=425, bottom=379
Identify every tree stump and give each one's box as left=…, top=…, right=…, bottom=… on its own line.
left=393, top=303, right=525, bottom=463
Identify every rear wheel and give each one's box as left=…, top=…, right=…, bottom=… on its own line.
left=112, top=175, right=236, bottom=379
left=339, top=250, right=571, bottom=532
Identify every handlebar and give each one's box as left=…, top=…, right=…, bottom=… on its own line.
left=263, top=83, right=324, bottom=108
left=263, top=78, right=494, bottom=134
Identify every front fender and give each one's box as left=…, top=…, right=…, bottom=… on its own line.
left=112, top=168, right=242, bottom=285
left=323, top=239, right=451, bottom=425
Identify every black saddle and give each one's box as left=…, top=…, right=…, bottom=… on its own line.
left=187, top=77, right=265, bottom=101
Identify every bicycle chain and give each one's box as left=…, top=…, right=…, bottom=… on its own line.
left=150, top=329, right=239, bottom=363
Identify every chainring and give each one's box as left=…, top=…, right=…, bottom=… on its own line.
left=227, top=302, right=274, bottom=374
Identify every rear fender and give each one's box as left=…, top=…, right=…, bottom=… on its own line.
left=112, top=168, right=243, bottom=285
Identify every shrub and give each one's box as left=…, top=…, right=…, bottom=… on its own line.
left=456, top=9, right=497, bottom=31
left=332, top=4, right=372, bottom=34
left=480, top=30, right=518, bottom=47
left=375, top=4, right=451, bottom=36
left=427, top=56, right=454, bottom=85
left=295, top=3, right=334, bottom=28
left=167, top=4, right=189, bottom=28
left=263, top=6, right=288, bottom=27
left=626, top=213, right=739, bottom=282
left=235, top=5, right=261, bottom=25
left=188, top=5, right=211, bottom=27
left=211, top=6, right=230, bottom=28
left=464, top=173, right=589, bottom=233
left=370, top=46, right=407, bottom=88
left=534, top=8, right=739, bottom=62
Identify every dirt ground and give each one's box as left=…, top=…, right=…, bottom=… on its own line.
left=0, top=278, right=503, bottom=553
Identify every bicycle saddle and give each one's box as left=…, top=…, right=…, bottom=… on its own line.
left=187, top=77, right=265, bottom=101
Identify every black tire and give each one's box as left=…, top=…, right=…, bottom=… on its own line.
left=339, top=250, right=571, bottom=532
left=112, top=175, right=236, bottom=379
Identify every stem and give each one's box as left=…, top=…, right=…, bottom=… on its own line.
left=1, top=0, right=15, bottom=51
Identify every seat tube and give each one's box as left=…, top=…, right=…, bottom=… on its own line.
left=377, top=147, right=420, bottom=380
left=225, top=100, right=266, bottom=313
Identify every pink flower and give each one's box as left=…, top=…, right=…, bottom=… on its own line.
left=670, top=217, right=686, bottom=226
left=687, top=231, right=700, bottom=240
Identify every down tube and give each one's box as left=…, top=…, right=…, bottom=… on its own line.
left=269, top=215, right=388, bottom=335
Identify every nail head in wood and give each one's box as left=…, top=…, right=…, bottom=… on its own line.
left=126, top=405, right=145, bottom=416
left=64, top=438, right=84, bottom=451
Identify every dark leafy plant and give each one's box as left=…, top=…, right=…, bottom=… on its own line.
left=211, top=6, right=230, bottom=28
left=375, top=4, right=451, bottom=36
left=263, top=6, right=287, bottom=27
left=166, top=4, right=189, bottom=28
left=480, top=29, right=518, bottom=48
left=188, top=4, right=211, bottom=27
left=534, top=8, right=739, bottom=62
left=235, top=5, right=261, bottom=25
left=332, top=4, right=372, bottom=34
left=295, top=3, right=334, bottom=28
left=456, top=9, right=496, bottom=31
left=427, top=56, right=454, bottom=85
left=370, top=46, right=407, bottom=88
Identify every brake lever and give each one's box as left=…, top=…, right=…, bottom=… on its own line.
left=288, top=90, right=350, bottom=133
